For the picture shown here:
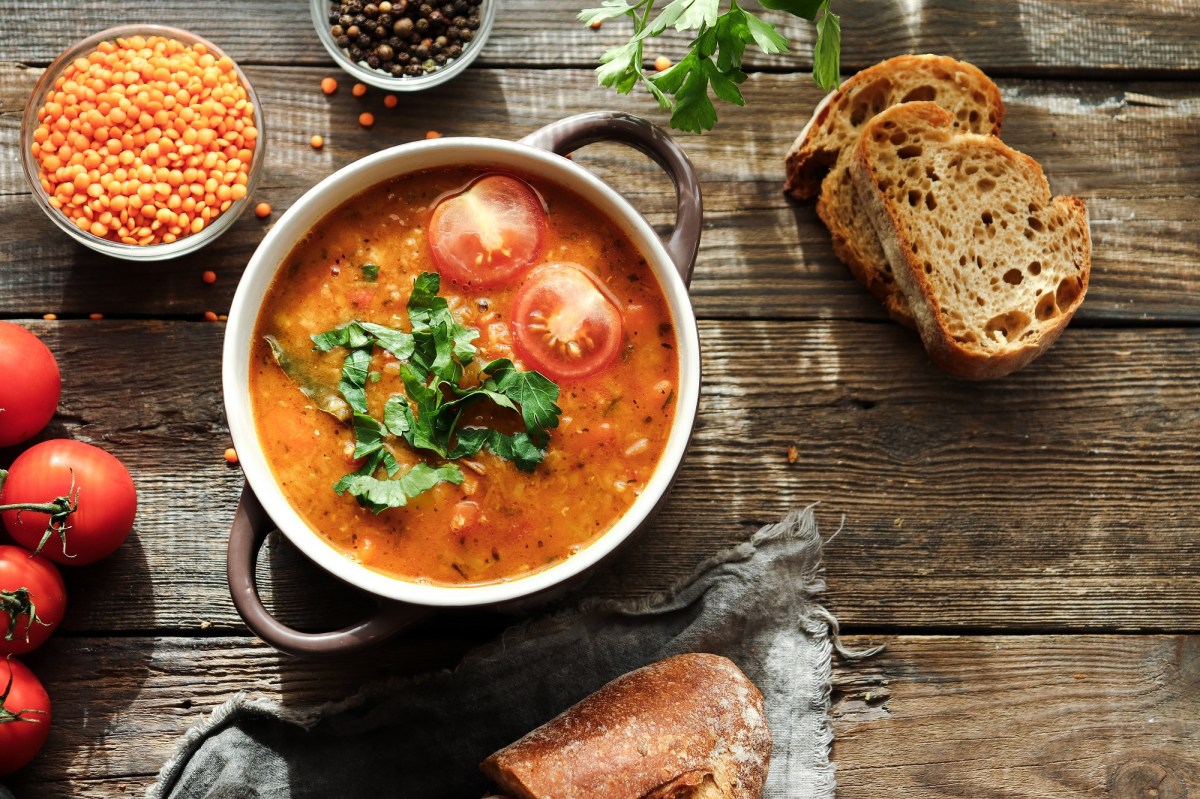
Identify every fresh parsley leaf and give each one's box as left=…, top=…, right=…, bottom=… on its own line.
left=337, top=462, right=464, bottom=514
left=582, top=0, right=841, bottom=133
left=360, top=263, right=380, bottom=282
left=480, top=359, right=562, bottom=436
left=351, top=412, right=387, bottom=459
left=338, top=347, right=372, bottom=414
left=812, top=0, right=841, bottom=91
left=359, top=322, right=414, bottom=361
left=757, top=0, right=823, bottom=20
left=312, top=321, right=371, bottom=352
left=447, top=428, right=546, bottom=472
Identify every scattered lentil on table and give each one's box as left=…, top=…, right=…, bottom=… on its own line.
left=654, top=55, right=671, bottom=72
left=202, top=270, right=217, bottom=284
left=359, top=112, right=375, bottom=127
left=30, top=34, right=258, bottom=246
left=321, top=76, right=339, bottom=94
left=327, top=0, right=482, bottom=78
left=255, top=201, right=271, bottom=218
left=310, top=134, right=325, bottom=149
left=383, top=94, right=398, bottom=108
left=352, top=82, right=368, bottom=97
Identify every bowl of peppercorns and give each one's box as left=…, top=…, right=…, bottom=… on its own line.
left=311, top=0, right=493, bottom=90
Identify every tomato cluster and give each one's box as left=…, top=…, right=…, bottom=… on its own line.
left=0, top=322, right=138, bottom=776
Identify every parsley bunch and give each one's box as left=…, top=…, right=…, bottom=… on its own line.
left=580, top=0, right=841, bottom=133
left=310, top=272, right=562, bottom=514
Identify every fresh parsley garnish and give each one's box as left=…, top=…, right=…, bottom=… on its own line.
left=360, top=263, right=380, bottom=282
left=579, top=0, right=841, bottom=133
left=309, top=272, right=562, bottom=513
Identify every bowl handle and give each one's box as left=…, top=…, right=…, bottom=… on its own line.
left=519, top=112, right=702, bottom=287
left=227, top=485, right=427, bottom=658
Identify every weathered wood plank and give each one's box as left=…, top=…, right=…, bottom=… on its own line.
left=0, top=0, right=1197, bottom=76
left=1, top=65, right=1197, bottom=322
left=4, top=318, right=1197, bottom=635
left=6, top=634, right=1196, bottom=797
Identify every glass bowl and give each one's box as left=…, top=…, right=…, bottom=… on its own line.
left=310, top=0, right=496, bottom=91
left=21, top=24, right=265, bottom=262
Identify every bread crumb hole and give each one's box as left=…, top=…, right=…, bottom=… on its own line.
left=897, top=144, right=923, bottom=159
left=985, top=310, right=1031, bottom=342
left=1027, top=216, right=1046, bottom=233
left=908, top=189, right=921, bottom=206
left=969, top=110, right=980, bottom=124
left=1028, top=261, right=1042, bottom=275
left=902, top=86, right=937, bottom=103
left=1003, top=268, right=1023, bottom=285
left=977, top=177, right=996, bottom=193
left=981, top=211, right=993, bottom=225
left=1036, top=293, right=1058, bottom=320
left=1056, top=276, right=1083, bottom=308
left=890, top=129, right=909, bottom=145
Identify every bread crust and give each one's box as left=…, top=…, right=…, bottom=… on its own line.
left=784, top=55, right=1005, bottom=327
left=850, top=102, right=1091, bottom=379
left=481, top=654, right=771, bottom=799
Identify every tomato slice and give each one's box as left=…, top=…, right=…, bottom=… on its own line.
left=428, top=174, right=546, bottom=289
left=511, top=263, right=624, bottom=381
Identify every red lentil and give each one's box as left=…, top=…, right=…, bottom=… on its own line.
left=352, top=82, right=368, bottom=97
left=31, top=35, right=258, bottom=247
left=89, top=313, right=104, bottom=320
left=321, top=76, right=338, bottom=94
left=255, top=201, right=271, bottom=218
left=223, top=447, right=238, bottom=464
left=383, top=95, right=398, bottom=109
left=654, top=55, right=672, bottom=72
left=310, top=134, right=324, bottom=149
left=42, top=313, right=57, bottom=321
left=203, top=310, right=219, bottom=322
left=358, top=112, right=375, bottom=128
left=425, top=130, right=441, bottom=139
left=202, top=270, right=217, bottom=284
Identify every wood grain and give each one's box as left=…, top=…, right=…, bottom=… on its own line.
left=1, top=0, right=1197, bottom=76
left=1, top=64, right=1197, bottom=322
left=6, top=319, right=1197, bottom=635
left=6, top=634, right=1196, bottom=796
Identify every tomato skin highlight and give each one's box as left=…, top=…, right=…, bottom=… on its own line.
left=428, top=174, right=546, bottom=290
left=0, top=657, right=52, bottom=776
left=511, top=263, right=624, bottom=381
left=0, top=322, right=61, bottom=448
left=0, top=547, right=66, bottom=656
left=1, top=440, right=137, bottom=566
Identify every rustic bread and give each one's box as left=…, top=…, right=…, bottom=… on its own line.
left=850, top=101, right=1090, bottom=379
left=481, top=653, right=771, bottom=799
left=784, top=54, right=1004, bottom=326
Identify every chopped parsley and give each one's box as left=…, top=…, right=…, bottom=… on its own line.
left=310, top=272, right=562, bottom=514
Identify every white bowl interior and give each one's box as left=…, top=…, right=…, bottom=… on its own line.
left=224, top=138, right=700, bottom=607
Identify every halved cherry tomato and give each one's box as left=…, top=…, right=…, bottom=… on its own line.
left=511, top=263, right=624, bottom=381
left=0, top=323, right=61, bottom=448
left=0, top=656, right=51, bottom=776
left=0, top=546, right=66, bottom=656
left=428, top=174, right=546, bottom=289
left=0, top=440, right=137, bottom=566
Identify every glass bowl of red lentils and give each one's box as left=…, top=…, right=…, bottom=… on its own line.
left=310, top=0, right=495, bottom=91
left=21, top=25, right=265, bottom=261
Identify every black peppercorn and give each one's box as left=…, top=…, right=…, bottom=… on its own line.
left=378, top=12, right=393, bottom=27
left=364, top=3, right=379, bottom=17
left=389, top=62, right=405, bottom=76
left=394, top=16, right=413, bottom=35
left=415, top=17, right=429, bottom=33
left=434, top=53, right=447, bottom=65
left=328, top=11, right=341, bottom=24
left=336, top=34, right=352, bottom=48
left=375, top=44, right=394, bottom=60
left=405, top=63, right=422, bottom=76
left=459, top=28, right=473, bottom=41
left=446, top=43, right=462, bottom=57
left=331, top=24, right=345, bottom=37
left=345, top=23, right=360, bottom=36
left=414, top=43, right=430, bottom=59
left=339, top=13, right=353, bottom=26
left=366, top=54, right=381, bottom=68
left=466, top=15, right=479, bottom=30
left=348, top=45, right=364, bottom=59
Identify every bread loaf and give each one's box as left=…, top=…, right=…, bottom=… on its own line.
left=481, top=653, right=771, bottom=799
left=784, top=54, right=1004, bottom=326
left=850, top=102, right=1090, bottom=379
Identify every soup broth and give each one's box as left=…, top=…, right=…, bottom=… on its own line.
left=250, top=166, right=678, bottom=585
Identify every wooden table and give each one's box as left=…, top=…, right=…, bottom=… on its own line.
left=2, top=1, right=1197, bottom=795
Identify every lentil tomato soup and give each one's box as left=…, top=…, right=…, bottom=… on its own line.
left=249, top=166, right=678, bottom=586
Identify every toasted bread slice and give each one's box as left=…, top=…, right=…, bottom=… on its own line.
left=784, top=55, right=1004, bottom=326
left=850, top=102, right=1090, bottom=379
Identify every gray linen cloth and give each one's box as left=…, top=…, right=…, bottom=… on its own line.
left=147, top=507, right=875, bottom=799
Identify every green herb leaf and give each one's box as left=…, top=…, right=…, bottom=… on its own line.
left=812, top=1, right=841, bottom=91
left=351, top=412, right=387, bottom=459
left=360, top=322, right=415, bottom=361
left=360, top=263, right=380, bottom=282
left=757, top=0, right=823, bottom=20
left=447, top=428, right=546, bottom=472
left=338, top=462, right=464, bottom=514
left=338, top=347, right=372, bottom=414
left=481, top=359, right=562, bottom=437
left=578, top=0, right=641, bottom=26
left=312, top=321, right=371, bottom=352
left=742, top=8, right=789, bottom=54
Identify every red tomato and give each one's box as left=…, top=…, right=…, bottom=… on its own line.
left=0, top=440, right=137, bottom=566
left=511, top=263, right=624, bottom=381
left=0, top=547, right=66, bottom=656
left=0, top=323, right=61, bottom=448
left=0, top=657, right=52, bottom=776
left=429, top=174, right=546, bottom=289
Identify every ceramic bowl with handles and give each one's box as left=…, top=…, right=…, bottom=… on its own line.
left=223, top=112, right=702, bottom=657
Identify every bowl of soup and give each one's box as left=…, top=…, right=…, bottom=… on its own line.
left=223, top=111, right=702, bottom=656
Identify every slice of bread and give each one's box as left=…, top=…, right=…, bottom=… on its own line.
left=850, top=102, right=1090, bottom=379
left=784, top=55, right=1004, bottom=326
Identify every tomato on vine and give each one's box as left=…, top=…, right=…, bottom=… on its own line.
left=0, top=546, right=66, bottom=657
left=0, top=322, right=61, bottom=448
left=0, top=440, right=137, bottom=566
left=0, top=657, right=51, bottom=776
